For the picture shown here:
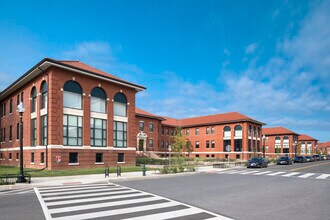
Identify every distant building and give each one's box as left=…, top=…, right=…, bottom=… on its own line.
left=316, top=141, right=330, bottom=157
left=262, top=127, right=299, bottom=158
left=298, top=134, right=318, bottom=156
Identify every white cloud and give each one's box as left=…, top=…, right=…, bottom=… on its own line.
left=245, top=43, right=258, bottom=55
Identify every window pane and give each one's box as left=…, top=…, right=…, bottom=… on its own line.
left=63, top=115, right=67, bottom=125
left=68, top=127, right=77, bottom=137
left=91, top=97, right=106, bottom=113
left=64, top=91, right=82, bottom=109
left=68, top=115, right=77, bottom=126
left=95, top=119, right=102, bottom=129
left=114, top=103, right=126, bottom=116
left=95, top=129, right=102, bottom=138
left=68, top=138, right=77, bottom=145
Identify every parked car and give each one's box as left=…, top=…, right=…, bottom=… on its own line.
left=247, top=157, right=268, bottom=168
left=313, top=154, right=321, bottom=161
left=277, top=156, right=292, bottom=165
left=294, top=156, right=307, bottom=163
left=305, top=156, right=314, bottom=162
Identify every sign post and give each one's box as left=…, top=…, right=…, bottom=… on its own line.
left=226, top=145, right=231, bottom=168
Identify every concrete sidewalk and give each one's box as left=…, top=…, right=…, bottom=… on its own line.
left=0, top=166, right=229, bottom=190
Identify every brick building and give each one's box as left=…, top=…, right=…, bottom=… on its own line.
left=262, top=127, right=299, bottom=158
left=135, top=109, right=266, bottom=160
left=316, top=141, right=330, bottom=157
left=298, top=134, right=318, bottom=156
left=0, top=58, right=145, bottom=170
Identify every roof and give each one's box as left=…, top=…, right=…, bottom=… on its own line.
left=178, top=112, right=265, bottom=127
left=0, top=58, right=146, bottom=100
left=317, top=142, right=330, bottom=148
left=162, top=117, right=178, bottom=127
left=262, top=127, right=298, bottom=136
left=298, top=134, right=318, bottom=141
left=135, top=108, right=164, bottom=120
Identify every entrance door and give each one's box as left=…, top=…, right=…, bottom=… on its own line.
left=138, top=139, right=144, bottom=151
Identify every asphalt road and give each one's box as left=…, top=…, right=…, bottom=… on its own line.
left=0, top=160, right=329, bottom=220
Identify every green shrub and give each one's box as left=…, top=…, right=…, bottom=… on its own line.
left=136, top=158, right=168, bottom=166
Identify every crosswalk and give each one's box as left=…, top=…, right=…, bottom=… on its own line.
left=218, top=170, right=330, bottom=180
left=35, top=183, right=230, bottom=220
left=0, top=188, right=34, bottom=196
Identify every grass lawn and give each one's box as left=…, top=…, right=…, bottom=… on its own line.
left=0, top=165, right=145, bottom=177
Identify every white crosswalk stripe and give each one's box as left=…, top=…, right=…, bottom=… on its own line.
left=217, top=170, right=330, bottom=180
left=35, top=183, right=231, bottom=220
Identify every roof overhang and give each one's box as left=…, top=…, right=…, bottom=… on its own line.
left=0, top=58, right=146, bottom=101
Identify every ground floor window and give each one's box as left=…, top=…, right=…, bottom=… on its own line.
left=223, top=140, right=231, bottom=152
left=9, top=153, right=12, bottom=160
left=69, top=152, right=78, bottom=164
left=283, top=148, right=289, bottom=154
left=31, top=119, right=37, bottom=146
left=118, top=153, right=125, bottom=163
left=63, top=115, right=82, bottom=146
left=195, top=154, right=199, bottom=158
left=113, top=121, right=127, bottom=148
left=96, top=153, right=103, bottom=163
left=41, top=115, right=48, bottom=146
left=149, top=139, right=153, bottom=148
left=91, top=118, right=107, bottom=147
left=31, top=153, right=35, bottom=163
left=161, top=141, right=164, bottom=149
left=236, top=154, right=240, bottom=159
left=248, top=140, right=252, bottom=152
left=234, top=139, right=242, bottom=152
left=275, top=147, right=281, bottom=154
left=16, top=153, right=19, bottom=160
left=40, top=152, right=45, bottom=164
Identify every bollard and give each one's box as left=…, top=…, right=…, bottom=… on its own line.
left=105, top=166, right=110, bottom=178
left=117, top=166, right=121, bottom=177
left=142, top=164, right=146, bottom=176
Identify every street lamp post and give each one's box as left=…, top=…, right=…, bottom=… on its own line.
left=17, top=102, right=26, bottom=183
left=168, top=145, right=171, bottom=171
left=262, top=135, right=266, bottom=158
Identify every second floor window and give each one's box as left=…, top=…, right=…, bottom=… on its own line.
left=195, top=141, right=200, bottom=149
left=114, top=93, right=127, bottom=117
left=195, top=128, right=200, bottom=135
left=149, top=123, right=153, bottom=132
left=31, top=87, right=37, bottom=113
left=63, top=81, right=83, bottom=109
left=139, top=121, right=144, bottom=131
left=91, top=87, right=106, bottom=113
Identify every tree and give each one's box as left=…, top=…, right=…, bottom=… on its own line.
left=185, top=140, right=193, bottom=158
left=171, top=127, right=186, bottom=154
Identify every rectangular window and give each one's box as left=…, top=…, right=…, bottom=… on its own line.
left=41, top=115, right=48, bottom=145
left=96, top=153, right=103, bottom=163
left=161, top=141, right=164, bottom=149
left=211, top=127, right=215, bottom=134
left=63, top=91, right=82, bottom=109
left=3, top=128, right=6, bottom=142
left=206, top=154, right=209, bottom=158
left=31, top=153, right=35, bottom=163
left=2, top=102, right=6, bottom=116
left=234, top=139, right=242, bottom=152
left=166, top=129, right=169, bottom=136
left=0, top=129, right=2, bottom=142
left=31, top=119, right=37, bottom=146
left=195, top=128, right=200, bottom=135
left=40, top=152, right=45, bottom=164
left=0, top=153, right=3, bottom=159
left=9, top=153, right=12, bottom=160
left=9, top=126, right=12, bottom=141
left=118, top=153, right=125, bottom=163
left=17, top=94, right=20, bottom=105
left=113, top=121, right=127, bottom=148
left=139, top=121, right=144, bottom=131
left=186, top=129, right=189, bottom=136
left=196, top=154, right=199, bottom=158
left=21, top=92, right=24, bottom=103
left=248, top=140, right=252, bottom=152
left=149, top=123, right=153, bottom=132
left=69, top=152, right=78, bottom=164
left=16, top=123, right=19, bottom=140
left=206, top=140, right=210, bottom=148
left=149, top=139, right=154, bottom=148
left=9, top=99, right=12, bottom=113
left=114, top=102, right=127, bottom=116
left=223, top=140, right=231, bottom=152
left=91, top=97, right=106, bottom=113
left=63, top=115, right=83, bottom=146
left=206, top=127, right=210, bottom=134
left=16, top=153, right=19, bottom=160
left=166, top=141, right=169, bottom=149
left=161, top=128, right=164, bottom=135
left=195, top=141, right=200, bottom=149
left=91, top=118, right=107, bottom=147
left=211, top=140, right=215, bottom=148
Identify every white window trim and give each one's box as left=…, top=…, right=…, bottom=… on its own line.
left=69, top=163, right=79, bottom=166
left=91, top=112, right=107, bottom=120
left=30, top=112, right=37, bottom=119
left=63, top=108, right=83, bottom=116
left=95, top=162, right=105, bottom=165
left=40, top=108, right=47, bottom=116
left=114, top=115, right=128, bottom=122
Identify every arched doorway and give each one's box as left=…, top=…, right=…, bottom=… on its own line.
left=137, top=131, right=147, bottom=152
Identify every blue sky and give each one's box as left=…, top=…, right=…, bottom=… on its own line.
left=0, top=0, right=329, bottom=142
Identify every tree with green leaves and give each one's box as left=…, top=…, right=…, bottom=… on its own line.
left=171, top=127, right=187, bottom=154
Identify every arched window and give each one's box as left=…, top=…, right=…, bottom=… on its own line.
left=248, top=125, right=252, bottom=136
left=234, top=125, right=242, bottom=137
left=41, top=81, right=48, bottom=109
left=114, top=93, right=127, bottom=117
left=63, top=81, right=82, bottom=109
left=253, top=126, right=257, bottom=137
left=223, top=126, right=231, bottom=138
left=31, top=87, right=37, bottom=113
left=91, top=87, right=106, bottom=113
left=275, top=136, right=281, bottom=153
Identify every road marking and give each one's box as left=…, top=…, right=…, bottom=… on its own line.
left=289, top=161, right=330, bottom=172
left=253, top=171, right=272, bottom=175
left=225, top=170, right=246, bottom=174
left=240, top=171, right=260, bottom=175
left=267, top=172, right=286, bottom=176
left=36, top=183, right=231, bottom=220
left=298, top=173, right=315, bottom=178
left=282, top=172, right=300, bottom=177
left=316, top=174, right=330, bottom=180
